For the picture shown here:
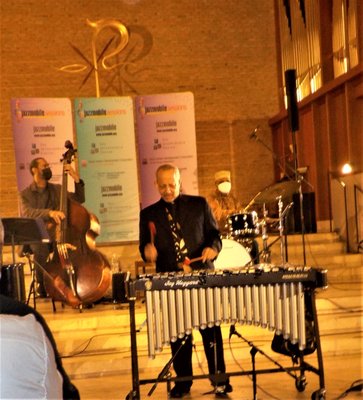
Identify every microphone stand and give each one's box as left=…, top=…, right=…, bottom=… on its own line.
left=229, top=325, right=297, bottom=400
left=278, top=199, right=294, bottom=267
left=147, top=336, right=190, bottom=397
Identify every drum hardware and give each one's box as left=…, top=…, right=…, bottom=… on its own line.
left=260, top=203, right=271, bottom=264
left=235, top=237, right=260, bottom=265
left=248, top=129, right=315, bottom=267
left=243, top=193, right=260, bottom=212
left=236, top=237, right=254, bottom=254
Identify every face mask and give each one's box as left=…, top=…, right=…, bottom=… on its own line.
left=42, top=167, right=52, bottom=181
left=218, top=181, right=231, bottom=194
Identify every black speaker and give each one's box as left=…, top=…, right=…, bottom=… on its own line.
left=286, top=192, right=317, bottom=234
left=112, top=272, right=127, bottom=303
left=0, top=263, right=26, bottom=302
left=285, top=69, right=299, bottom=132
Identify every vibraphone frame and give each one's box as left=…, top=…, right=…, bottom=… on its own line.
left=125, top=266, right=327, bottom=400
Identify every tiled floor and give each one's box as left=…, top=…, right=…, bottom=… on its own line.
left=72, top=352, right=362, bottom=399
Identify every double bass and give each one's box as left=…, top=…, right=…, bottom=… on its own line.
left=44, top=141, right=111, bottom=307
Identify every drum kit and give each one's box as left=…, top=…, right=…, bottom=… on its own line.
left=214, top=180, right=299, bottom=271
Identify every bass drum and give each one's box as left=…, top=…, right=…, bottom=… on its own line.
left=214, top=239, right=251, bottom=271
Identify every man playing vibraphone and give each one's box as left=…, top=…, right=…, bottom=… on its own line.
left=139, top=164, right=232, bottom=398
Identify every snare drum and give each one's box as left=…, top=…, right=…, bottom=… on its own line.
left=214, top=238, right=251, bottom=271
left=228, top=211, right=259, bottom=238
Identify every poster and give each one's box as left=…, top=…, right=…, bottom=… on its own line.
left=135, top=92, right=198, bottom=208
left=75, top=97, right=139, bottom=243
left=11, top=98, right=73, bottom=191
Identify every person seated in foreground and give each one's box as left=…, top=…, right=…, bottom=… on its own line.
left=0, top=294, right=80, bottom=400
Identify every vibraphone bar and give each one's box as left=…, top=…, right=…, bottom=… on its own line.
left=133, top=264, right=327, bottom=359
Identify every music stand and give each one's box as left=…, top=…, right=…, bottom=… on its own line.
left=1, top=218, right=50, bottom=308
left=2, top=218, right=50, bottom=264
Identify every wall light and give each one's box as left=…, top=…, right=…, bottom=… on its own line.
left=341, top=163, right=352, bottom=175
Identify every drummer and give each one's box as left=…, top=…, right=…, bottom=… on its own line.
left=207, top=170, right=259, bottom=264
left=207, top=170, right=241, bottom=236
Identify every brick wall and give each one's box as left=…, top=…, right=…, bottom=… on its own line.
left=0, top=0, right=279, bottom=262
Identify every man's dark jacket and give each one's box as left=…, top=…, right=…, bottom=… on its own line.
left=139, top=194, right=222, bottom=272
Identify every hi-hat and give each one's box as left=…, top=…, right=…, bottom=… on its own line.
left=253, top=180, right=299, bottom=204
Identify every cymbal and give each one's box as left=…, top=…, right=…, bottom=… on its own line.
left=253, top=181, right=299, bottom=205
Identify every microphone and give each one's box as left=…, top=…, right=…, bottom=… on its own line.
left=229, top=324, right=236, bottom=339
left=249, top=126, right=259, bottom=140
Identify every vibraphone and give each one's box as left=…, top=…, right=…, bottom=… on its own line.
left=134, top=264, right=327, bottom=358
left=125, top=264, right=328, bottom=400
